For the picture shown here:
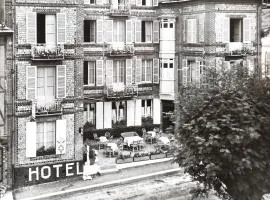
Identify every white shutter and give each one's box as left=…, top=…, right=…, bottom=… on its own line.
left=187, top=19, right=192, bottom=43
left=153, top=58, right=159, bottom=83
left=57, top=13, right=66, bottom=44
left=96, top=0, right=104, bottom=5
left=106, top=60, right=113, bottom=86
left=195, top=61, right=200, bottom=87
left=199, top=17, right=204, bottom=42
left=153, top=0, right=158, bottom=6
left=135, top=20, right=141, bottom=43
left=183, top=19, right=187, bottom=43
left=135, top=99, right=141, bottom=126
left=26, top=12, right=37, bottom=44
left=182, top=59, right=187, bottom=86
left=243, top=18, right=251, bottom=43
left=105, top=20, right=113, bottom=43
left=192, top=19, right=197, bottom=43
left=127, top=100, right=135, bottom=126
left=223, top=17, right=230, bottom=43
left=96, top=102, right=104, bottom=129
left=135, top=58, right=142, bottom=84
left=96, top=60, right=104, bottom=86
left=216, top=16, right=223, bottom=43
left=56, top=120, right=66, bottom=155
left=153, top=98, right=160, bottom=124
left=26, top=122, right=37, bottom=158
left=26, top=66, right=37, bottom=100
left=56, top=65, right=66, bottom=98
left=153, top=20, right=159, bottom=43
left=84, top=0, right=90, bottom=4
left=104, top=102, right=112, bottom=128
left=126, top=59, right=133, bottom=85
left=136, top=0, right=142, bottom=6
left=97, top=20, right=104, bottom=44
left=126, top=20, right=133, bottom=43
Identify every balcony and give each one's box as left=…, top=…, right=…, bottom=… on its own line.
left=225, top=42, right=255, bottom=56
left=109, top=4, right=130, bottom=17
left=107, top=43, right=135, bottom=57
left=105, top=84, right=138, bottom=99
left=34, top=99, right=62, bottom=116
left=31, top=44, right=64, bottom=60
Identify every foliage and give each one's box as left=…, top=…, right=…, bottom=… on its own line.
left=117, top=152, right=132, bottom=160
left=142, top=116, right=153, bottom=125
left=133, top=152, right=150, bottom=157
left=176, top=66, right=270, bottom=200
left=36, top=146, right=56, bottom=156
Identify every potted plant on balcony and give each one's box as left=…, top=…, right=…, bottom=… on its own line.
left=36, top=146, right=56, bottom=157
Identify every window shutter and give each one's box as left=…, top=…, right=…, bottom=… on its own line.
left=183, top=19, right=187, bottom=42
left=104, top=102, right=112, bottom=129
left=56, top=65, right=66, bottom=98
left=136, top=0, right=142, bottom=6
left=182, top=59, right=187, bottom=86
left=135, top=58, right=142, bottom=84
left=26, top=12, right=37, bottom=44
left=126, top=59, right=133, bottom=85
left=199, top=17, right=204, bottom=42
left=84, top=0, right=90, bottom=4
left=153, top=20, right=159, bottom=43
left=26, top=122, right=37, bottom=158
left=105, top=20, right=113, bottom=43
left=57, top=13, right=66, bottom=44
left=153, top=58, right=159, bottom=83
left=96, top=60, right=104, bottom=86
left=126, top=20, right=133, bottom=43
left=223, top=17, right=230, bottom=43
left=243, top=18, right=251, bottom=43
left=153, top=0, right=158, bottom=6
left=96, top=102, right=104, bottom=129
left=216, top=16, right=223, bottom=43
left=97, top=20, right=104, bottom=44
left=106, top=60, right=113, bottom=86
left=153, top=98, right=160, bottom=124
left=135, top=20, right=141, bottom=43
left=195, top=61, right=200, bottom=87
left=192, top=19, right=197, bottom=43
left=187, top=19, right=192, bottom=43
left=127, top=100, right=135, bottom=126
left=96, top=0, right=104, bottom=5
left=135, top=99, right=141, bottom=126
left=26, top=66, right=37, bottom=100
left=56, top=120, right=66, bottom=155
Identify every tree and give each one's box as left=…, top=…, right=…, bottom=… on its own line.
left=176, top=68, right=270, bottom=200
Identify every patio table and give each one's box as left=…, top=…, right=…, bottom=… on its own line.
left=107, top=143, right=118, bottom=152
left=121, top=132, right=138, bottom=139
left=147, top=131, right=156, bottom=138
left=124, top=136, right=144, bottom=147
left=158, top=136, right=170, bottom=145
left=99, top=136, right=108, bottom=143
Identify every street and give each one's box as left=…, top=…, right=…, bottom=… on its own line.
left=50, top=172, right=220, bottom=200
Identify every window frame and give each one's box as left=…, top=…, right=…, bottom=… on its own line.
left=113, top=60, right=125, bottom=84
left=141, top=99, right=152, bottom=118
left=84, top=20, right=96, bottom=43
left=141, top=59, right=153, bottom=83
left=230, top=18, right=243, bottom=42
left=84, top=61, right=96, bottom=86
left=84, top=103, right=96, bottom=125
left=141, top=21, right=153, bottom=43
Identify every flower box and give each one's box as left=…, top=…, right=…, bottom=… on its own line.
left=116, top=157, right=133, bottom=164
left=150, top=153, right=166, bottom=160
left=133, top=156, right=150, bottom=162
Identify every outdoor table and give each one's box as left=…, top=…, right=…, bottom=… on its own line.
left=99, top=136, right=108, bottom=142
left=121, top=132, right=138, bottom=139
left=147, top=131, right=156, bottom=138
left=124, top=136, right=144, bottom=147
left=107, top=142, right=118, bottom=152
left=158, top=136, right=170, bottom=145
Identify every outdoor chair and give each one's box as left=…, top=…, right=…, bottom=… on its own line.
left=130, top=141, right=139, bottom=152
left=105, top=131, right=111, bottom=139
left=105, top=146, right=114, bottom=157
left=138, top=141, right=146, bottom=151
left=93, top=133, right=99, bottom=141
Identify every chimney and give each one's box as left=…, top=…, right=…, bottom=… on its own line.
left=0, top=0, right=5, bottom=24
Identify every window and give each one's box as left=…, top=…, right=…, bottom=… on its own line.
left=84, top=61, right=96, bottom=86
left=112, top=101, right=126, bottom=124
left=90, top=0, right=95, bottom=4
left=113, top=20, right=126, bottom=42
left=37, top=14, right=56, bottom=45
left=230, top=18, right=243, bottom=42
left=142, top=21, right=152, bottom=42
left=186, top=19, right=197, bottom=43
left=141, top=99, right=152, bottom=117
left=37, top=66, right=56, bottom=105
left=84, top=103, right=96, bottom=125
left=187, top=60, right=197, bottom=83
left=36, top=121, right=56, bottom=156
left=142, top=59, right=152, bottom=82
left=113, top=60, right=125, bottom=83
left=84, top=20, right=96, bottom=42
left=141, top=0, right=152, bottom=6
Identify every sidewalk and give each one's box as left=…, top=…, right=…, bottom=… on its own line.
left=14, top=158, right=181, bottom=200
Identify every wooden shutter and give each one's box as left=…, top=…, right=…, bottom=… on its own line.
left=192, top=19, right=197, bottom=43
left=153, top=98, right=160, bottom=124
left=26, top=122, right=36, bottom=158
left=153, top=0, right=158, bottom=6
left=57, top=13, right=66, bottom=44
left=56, top=65, right=66, bottom=98
left=106, top=60, right=113, bottom=86
left=195, top=61, right=201, bottom=87
left=96, top=60, right=104, bottom=86
left=199, top=17, right=204, bottom=42
left=26, top=66, right=37, bottom=100
left=104, top=102, right=112, bottom=129
left=126, top=20, right=133, bottom=43
left=96, top=102, right=104, bottom=129
left=182, top=59, right=187, bottom=86
left=56, top=120, right=66, bottom=155
left=127, top=100, right=135, bottom=126
left=223, top=17, right=230, bottom=43
left=187, top=19, right=192, bottom=43
left=153, top=20, right=159, bottom=43
left=216, top=16, right=223, bottom=43
left=183, top=19, right=187, bottom=43
left=26, top=12, right=37, bottom=44
left=105, top=20, right=113, bottom=43
left=126, top=59, right=133, bottom=85
left=243, top=18, right=251, bottom=43
left=96, top=20, right=103, bottom=44
left=84, top=0, right=90, bottom=4
left=135, top=20, right=141, bottom=43
left=135, top=99, right=141, bottom=126
left=153, top=58, right=159, bottom=83
left=136, top=0, right=142, bottom=6
left=135, top=58, right=142, bottom=84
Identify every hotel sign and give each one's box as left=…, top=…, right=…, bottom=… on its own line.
left=14, top=160, right=84, bottom=188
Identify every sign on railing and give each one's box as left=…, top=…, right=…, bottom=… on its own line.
left=109, top=4, right=130, bottom=16
left=34, top=99, right=62, bottom=115
left=107, top=43, right=134, bottom=57
left=31, top=44, right=64, bottom=60
left=225, top=42, right=255, bottom=55
left=105, top=84, right=138, bottom=98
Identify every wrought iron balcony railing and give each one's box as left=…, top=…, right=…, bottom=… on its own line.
left=107, top=43, right=135, bottom=57
left=225, top=42, right=255, bottom=56
left=34, top=99, right=62, bottom=116
left=105, top=84, right=138, bottom=99
left=109, top=4, right=130, bottom=16
left=31, top=44, right=64, bottom=60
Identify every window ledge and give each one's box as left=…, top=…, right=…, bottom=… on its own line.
left=30, top=154, right=61, bottom=161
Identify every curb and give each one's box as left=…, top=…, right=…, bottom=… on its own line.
left=20, top=168, right=182, bottom=200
